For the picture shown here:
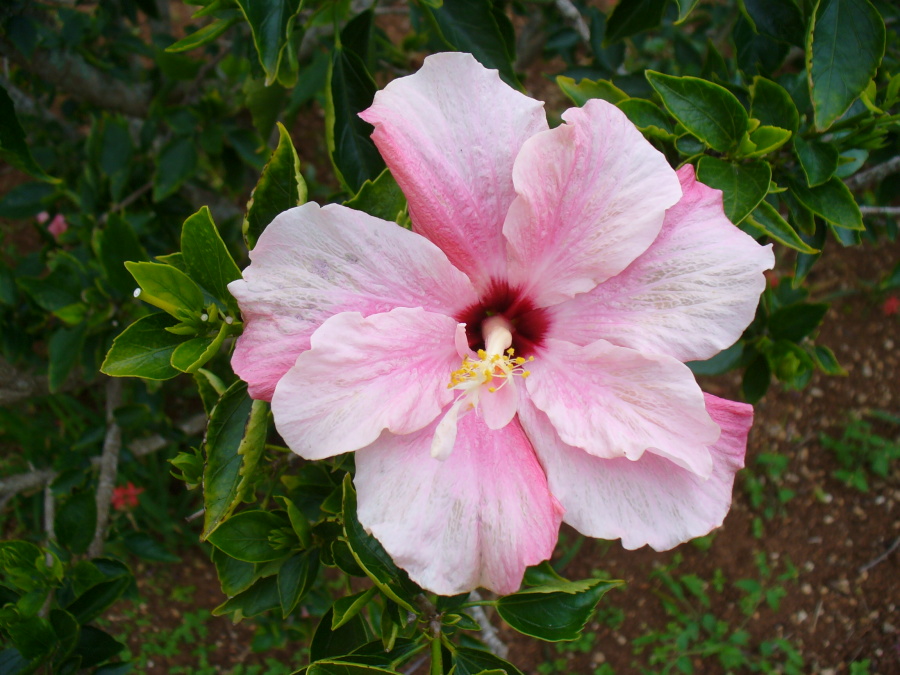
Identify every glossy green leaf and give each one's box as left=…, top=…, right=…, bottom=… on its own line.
left=332, top=588, right=377, bottom=631
left=794, top=137, right=839, bottom=187
left=278, top=550, right=319, bottom=618
left=304, top=662, right=399, bottom=675
left=424, top=0, right=518, bottom=87
left=696, top=157, right=770, bottom=224
left=182, top=206, right=242, bottom=312
left=646, top=71, right=749, bottom=152
left=97, top=214, right=148, bottom=297
left=807, top=0, right=886, bottom=131
left=169, top=324, right=228, bottom=373
left=0, top=83, right=58, bottom=182
left=496, top=579, right=622, bottom=642
left=207, top=510, right=290, bottom=562
left=617, top=98, right=676, bottom=139
left=742, top=201, right=819, bottom=253
left=211, top=547, right=258, bottom=597
left=793, top=222, right=826, bottom=285
left=166, top=17, right=238, bottom=53
left=675, top=0, right=702, bottom=23
left=65, top=559, right=131, bottom=624
left=789, top=177, right=863, bottom=230
left=605, top=0, right=668, bottom=44
left=213, top=575, right=281, bottom=618
left=557, top=76, right=628, bottom=106
left=326, top=47, right=384, bottom=194
left=244, top=122, right=307, bottom=250
left=742, top=125, right=791, bottom=158
left=452, top=648, right=524, bottom=675
left=812, top=345, right=846, bottom=375
left=769, top=303, right=828, bottom=342
left=341, top=476, right=415, bottom=612
left=235, top=0, right=302, bottom=85
left=152, top=136, right=197, bottom=201
left=5, top=615, right=56, bottom=661
left=343, top=169, right=407, bottom=224
left=126, top=261, right=205, bottom=316
left=828, top=223, right=862, bottom=247
left=48, top=323, right=87, bottom=393
left=202, top=380, right=269, bottom=537
left=101, top=313, right=185, bottom=380
left=739, top=0, right=805, bottom=46
left=750, top=77, right=799, bottom=133
left=309, top=607, right=371, bottom=664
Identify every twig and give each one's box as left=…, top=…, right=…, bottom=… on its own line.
left=468, top=590, right=509, bottom=658
left=0, top=356, right=79, bottom=407
left=98, top=181, right=153, bottom=224
left=858, top=536, right=900, bottom=573
left=845, top=156, right=900, bottom=190
left=859, top=206, right=900, bottom=216
left=0, top=407, right=205, bottom=503
left=554, top=0, right=590, bottom=45
left=88, top=378, right=124, bottom=558
left=810, top=598, right=823, bottom=633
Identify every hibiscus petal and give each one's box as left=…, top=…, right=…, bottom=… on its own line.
left=526, top=338, right=719, bottom=477
left=519, top=394, right=750, bottom=551
left=355, top=413, right=564, bottom=596
left=228, top=202, right=477, bottom=400
left=359, top=52, right=548, bottom=290
left=503, top=99, right=682, bottom=307
left=271, top=308, right=461, bottom=460
left=549, top=165, right=774, bottom=362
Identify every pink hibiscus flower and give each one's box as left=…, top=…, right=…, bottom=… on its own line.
left=228, top=53, right=774, bottom=596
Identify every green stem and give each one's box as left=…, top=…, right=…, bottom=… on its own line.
left=457, top=600, right=498, bottom=609
left=430, top=632, right=443, bottom=675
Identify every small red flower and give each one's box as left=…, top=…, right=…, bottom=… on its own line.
left=883, top=295, right=900, bottom=316
left=111, top=482, right=144, bottom=511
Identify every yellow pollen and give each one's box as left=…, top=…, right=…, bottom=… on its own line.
left=446, top=348, right=535, bottom=395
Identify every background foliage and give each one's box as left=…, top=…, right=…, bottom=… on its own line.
left=0, top=0, right=897, bottom=673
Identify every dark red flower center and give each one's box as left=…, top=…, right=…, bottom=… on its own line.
left=455, top=279, right=550, bottom=356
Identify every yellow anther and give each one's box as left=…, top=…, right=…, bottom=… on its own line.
left=506, top=347, right=515, bottom=356
left=488, top=387, right=496, bottom=392
left=515, top=357, right=526, bottom=365
left=477, top=349, right=487, bottom=359
left=522, top=371, right=531, bottom=377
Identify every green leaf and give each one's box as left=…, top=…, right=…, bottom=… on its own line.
left=48, top=323, right=87, bottom=393
left=646, top=71, right=749, bottom=152
left=688, top=342, right=744, bottom=376
left=742, top=126, right=791, bottom=158
left=739, top=0, right=805, bottom=46
left=343, top=169, right=407, bottom=224
left=742, top=201, right=819, bottom=253
left=0, top=83, right=58, bottom=182
left=452, top=648, right=524, bottom=675
left=207, top=510, right=290, bottom=563
left=122, top=532, right=181, bottom=563
left=74, top=626, right=124, bottom=668
left=341, top=476, right=415, bottom=612
left=304, top=663, right=400, bottom=675
left=182, top=206, right=242, bottom=312
left=212, top=547, right=258, bottom=597
left=166, top=17, right=238, bottom=53
left=310, top=608, right=371, bottom=664
left=213, top=575, right=281, bottom=618
left=278, top=550, right=319, bottom=618
left=424, top=0, right=518, bottom=87
left=152, top=136, right=197, bottom=201
left=793, top=137, right=839, bottom=187
left=243, top=122, right=308, bottom=250
left=496, top=579, right=622, bottom=642
left=331, top=588, right=377, bottom=631
left=0, top=182, right=55, bottom=219
left=202, top=380, right=269, bottom=537
left=807, top=0, right=886, bottom=131
left=789, top=177, right=863, bottom=230
left=750, top=77, right=799, bottom=133
left=125, top=261, right=205, bottom=317
left=97, top=215, right=148, bottom=297
left=605, top=0, right=668, bottom=44
left=49, top=609, right=79, bottom=662
left=696, top=157, right=771, bottom=224
left=55, top=491, right=96, bottom=555
left=5, top=615, right=56, bottom=661
left=101, top=313, right=185, bottom=380
left=326, top=47, right=385, bottom=194
left=557, top=76, right=628, bottom=106
left=65, top=559, right=131, bottom=624
left=169, top=323, right=229, bottom=373
left=617, top=98, right=676, bottom=139
left=195, top=368, right=227, bottom=416
left=235, top=0, right=302, bottom=85
left=812, top=345, right=846, bottom=375
left=769, top=303, right=828, bottom=342
left=675, top=0, right=703, bottom=23
left=742, top=352, right=770, bottom=402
